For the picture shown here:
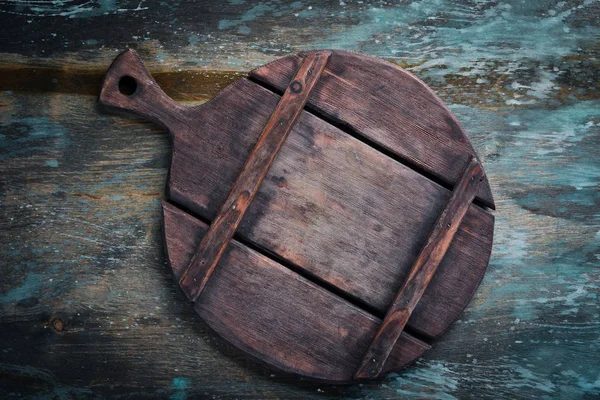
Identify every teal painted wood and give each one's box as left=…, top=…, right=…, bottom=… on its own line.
left=1, top=1, right=599, bottom=399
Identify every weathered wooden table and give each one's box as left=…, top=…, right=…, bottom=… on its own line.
left=1, top=1, right=598, bottom=399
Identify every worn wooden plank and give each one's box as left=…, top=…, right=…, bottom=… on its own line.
left=1, top=0, right=599, bottom=398
left=95, top=48, right=493, bottom=368
left=178, top=51, right=330, bottom=301
left=355, top=158, right=484, bottom=379
left=1, top=84, right=599, bottom=400
left=249, top=50, right=495, bottom=208
left=163, top=201, right=429, bottom=382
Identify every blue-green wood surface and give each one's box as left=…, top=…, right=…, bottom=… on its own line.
left=1, top=1, right=598, bottom=399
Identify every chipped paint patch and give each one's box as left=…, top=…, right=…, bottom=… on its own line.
left=0, top=272, right=42, bottom=304
left=170, top=377, right=190, bottom=400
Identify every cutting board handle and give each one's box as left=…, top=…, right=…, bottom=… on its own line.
left=98, top=49, right=185, bottom=130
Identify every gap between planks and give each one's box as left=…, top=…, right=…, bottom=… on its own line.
left=164, top=198, right=435, bottom=346
left=247, top=75, right=494, bottom=213
left=178, top=51, right=332, bottom=302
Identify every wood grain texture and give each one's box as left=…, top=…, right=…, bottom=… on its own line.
left=96, top=48, right=494, bottom=341
left=179, top=190, right=250, bottom=301
left=179, top=51, right=330, bottom=301
left=163, top=201, right=429, bottom=382
left=120, top=71, right=493, bottom=340
left=1, top=0, right=599, bottom=398
left=355, top=158, right=484, bottom=379
left=250, top=50, right=495, bottom=209
left=96, top=48, right=493, bottom=378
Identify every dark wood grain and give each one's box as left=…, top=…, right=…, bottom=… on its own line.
left=355, top=158, right=484, bottom=379
left=96, top=48, right=495, bottom=344
left=2, top=88, right=595, bottom=398
left=97, top=50, right=494, bottom=343
left=163, top=201, right=430, bottom=382
left=167, top=79, right=493, bottom=339
left=2, top=0, right=599, bottom=396
left=249, top=50, right=495, bottom=209
left=179, top=51, right=330, bottom=301
left=95, top=49, right=493, bottom=379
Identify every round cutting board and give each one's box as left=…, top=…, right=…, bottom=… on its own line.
left=98, top=49, right=495, bottom=383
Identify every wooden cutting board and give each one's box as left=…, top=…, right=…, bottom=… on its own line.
left=98, top=49, right=495, bottom=383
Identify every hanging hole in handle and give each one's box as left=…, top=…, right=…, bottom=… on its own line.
left=118, top=75, right=137, bottom=96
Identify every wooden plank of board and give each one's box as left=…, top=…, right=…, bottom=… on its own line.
left=249, top=50, right=495, bottom=209
left=355, top=158, right=484, bottom=379
left=162, top=201, right=430, bottom=382
left=178, top=51, right=331, bottom=301
left=2, top=0, right=598, bottom=396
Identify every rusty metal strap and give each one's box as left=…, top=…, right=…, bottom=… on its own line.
left=354, top=157, right=485, bottom=379
left=178, top=51, right=332, bottom=302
